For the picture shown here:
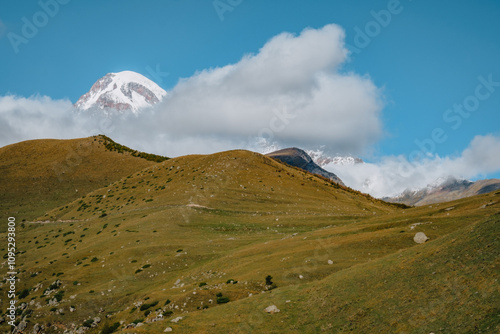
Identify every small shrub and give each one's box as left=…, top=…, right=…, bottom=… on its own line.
left=91, top=257, right=98, bottom=262
left=216, top=292, right=223, bottom=297
left=144, top=310, right=151, bottom=317
left=199, top=282, right=207, bottom=287
left=132, top=318, right=144, bottom=324
left=83, top=319, right=94, bottom=328
left=18, top=289, right=30, bottom=299
left=140, top=301, right=158, bottom=311
left=100, top=322, right=120, bottom=334
left=164, top=299, right=171, bottom=305
left=54, top=290, right=64, bottom=302
left=217, top=297, right=230, bottom=304
left=73, top=281, right=79, bottom=285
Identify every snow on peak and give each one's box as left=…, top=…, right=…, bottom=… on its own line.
left=306, top=149, right=363, bottom=167
left=74, top=71, right=167, bottom=113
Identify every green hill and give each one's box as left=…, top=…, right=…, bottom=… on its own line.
left=0, top=135, right=167, bottom=224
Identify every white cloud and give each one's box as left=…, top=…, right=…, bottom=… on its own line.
left=324, top=134, right=500, bottom=198
left=0, top=24, right=384, bottom=157
left=149, top=23, right=383, bottom=155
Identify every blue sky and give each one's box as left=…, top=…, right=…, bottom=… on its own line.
left=1, top=0, right=499, bottom=196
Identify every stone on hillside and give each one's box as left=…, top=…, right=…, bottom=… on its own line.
left=164, top=327, right=173, bottom=332
left=171, top=316, right=183, bottom=323
left=414, top=232, right=429, bottom=244
left=328, top=260, right=333, bottom=265
left=264, top=305, right=280, bottom=314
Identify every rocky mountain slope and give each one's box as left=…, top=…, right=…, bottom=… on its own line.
left=266, top=147, right=344, bottom=186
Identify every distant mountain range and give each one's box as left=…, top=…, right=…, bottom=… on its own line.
left=75, top=71, right=166, bottom=113
left=266, top=147, right=345, bottom=186
left=384, top=176, right=500, bottom=206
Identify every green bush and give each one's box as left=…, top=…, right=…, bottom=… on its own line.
left=100, top=322, right=120, bottom=334
left=217, top=297, right=230, bottom=304
left=54, top=290, right=64, bottom=302
left=199, top=282, right=207, bottom=287
left=83, top=319, right=94, bottom=328
left=139, top=301, right=158, bottom=311
left=18, top=288, right=30, bottom=299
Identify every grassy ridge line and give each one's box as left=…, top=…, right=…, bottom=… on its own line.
left=98, top=135, right=169, bottom=163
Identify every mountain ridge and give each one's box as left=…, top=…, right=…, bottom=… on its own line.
left=266, top=147, right=345, bottom=186
left=384, top=176, right=500, bottom=206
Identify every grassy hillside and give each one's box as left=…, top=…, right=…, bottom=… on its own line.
left=0, top=145, right=498, bottom=333
left=0, top=135, right=167, bottom=224
left=40, top=149, right=399, bottom=223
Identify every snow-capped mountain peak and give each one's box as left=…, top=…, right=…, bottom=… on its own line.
left=75, top=71, right=167, bottom=113
left=306, top=149, right=363, bottom=167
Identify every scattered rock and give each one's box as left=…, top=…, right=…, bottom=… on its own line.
left=171, top=316, right=183, bottom=323
left=32, top=323, right=44, bottom=333
left=414, top=232, right=429, bottom=244
left=164, top=327, right=173, bottom=332
left=264, top=305, right=280, bottom=314
left=327, top=260, right=333, bottom=265
left=299, top=275, right=304, bottom=279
